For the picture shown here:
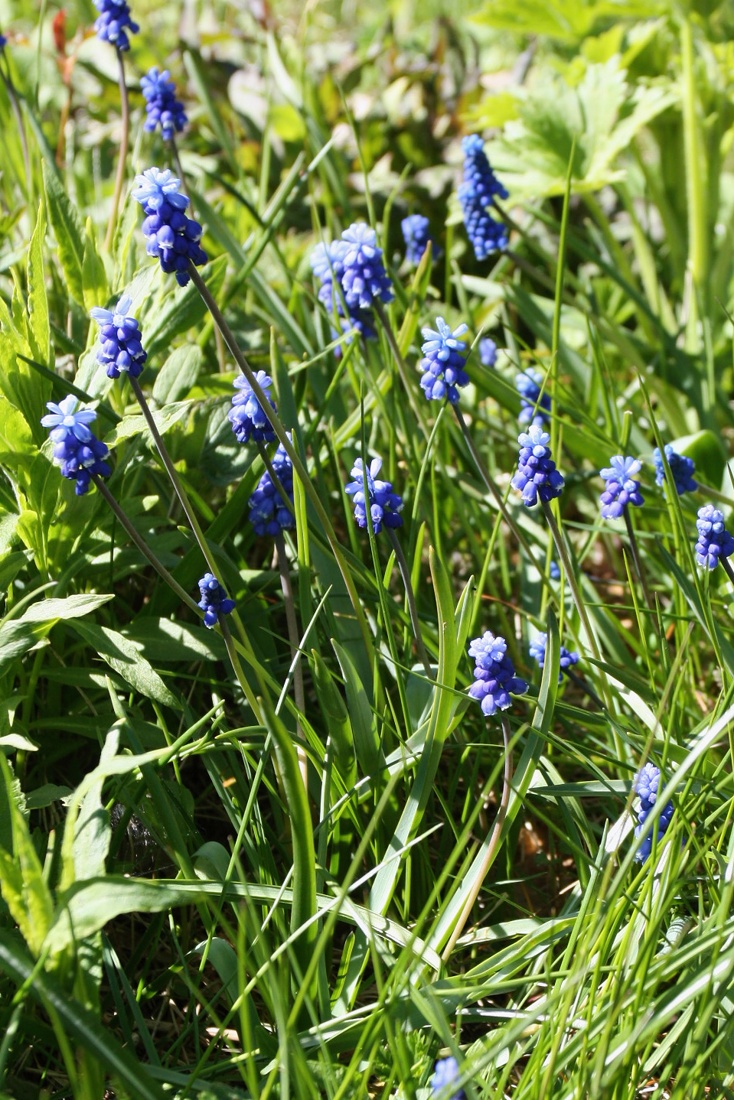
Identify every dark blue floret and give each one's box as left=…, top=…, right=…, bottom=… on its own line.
left=401, top=214, right=436, bottom=265
left=511, top=425, right=564, bottom=507
left=0, top=31, right=6, bottom=48
left=249, top=441, right=295, bottom=537
left=345, top=457, right=403, bottom=534
left=654, top=444, right=697, bottom=497
left=529, top=632, right=579, bottom=683
left=132, top=168, right=207, bottom=287
left=90, top=294, right=147, bottom=379
left=633, top=762, right=674, bottom=863
left=432, top=1056, right=465, bottom=1100
left=228, top=371, right=277, bottom=445
left=459, top=134, right=508, bottom=260
left=41, top=396, right=111, bottom=495
left=467, top=631, right=528, bottom=716
left=695, top=504, right=734, bottom=570
left=197, top=573, right=236, bottom=629
left=516, top=368, right=551, bottom=427
left=141, top=68, right=188, bottom=142
left=599, top=456, right=644, bottom=520
left=478, top=337, right=497, bottom=368
left=340, top=223, right=394, bottom=311
left=93, top=0, right=139, bottom=51
left=419, top=317, right=470, bottom=403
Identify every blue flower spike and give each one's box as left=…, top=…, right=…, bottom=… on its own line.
left=93, top=0, right=139, bottom=50
left=41, top=396, right=111, bottom=495
left=249, top=441, right=296, bottom=537
left=90, top=294, right=148, bottom=379
left=197, top=573, right=236, bottom=629
left=599, top=456, right=644, bottom=520
left=511, top=425, right=564, bottom=507
left=132, top=168, right=207, bottom=287
left=340, top=222, right=394, bottom=311
left=228, top=370, right=278, bottom=445
left=459, top=133, right=508, bottom=260
left=516, top=368, right=551, bottom=427
left=310, top=238, right=376, bottom=348
left=401, top=214, right=436, bottom=265
left=432, top=1056, right=465, bottom=1100
left=345, top=457, right=403, bottom=534
left=419, top=317, right=470, bottom=403
left=467, top=631, right=528, bottom=716
left=478, top=336, right=497, bottom=368
left=654, top=444, right=697, bottom=497
left=634, top=762, right=674, bottom=864
left=141, top=67, right=188, bottom=141
left=529, top=632, right=579, bottom=683
left=695, top=504, right=734, bottom=571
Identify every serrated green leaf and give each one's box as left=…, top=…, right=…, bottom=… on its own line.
left=43, top=160, right=84, bottom=304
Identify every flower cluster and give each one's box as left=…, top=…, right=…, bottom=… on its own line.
left=249, top=442, right=295, bottom=537
left=41, top=397, right=111, bottom=495
left=511, top=425, right=564, bottom=507
left=458, top=134, right=508, bottom=260
left=90, top=295, right=147, bottom=379
left=478, top=336, right=497, bottom=368
left=634, top=763, right=674, bottom=863
left=516, top=368, right=551, bottom=427
left=467, top=631, right=528, bottom=716
left=93, top=0, right=139, bottom=51
left=141, top=67, right=188, bottom=142
left=132, top=168, right=206, bottom=287
left=311, top=233, right=382, bottom=348
left=197, top=573, right=236, bottom=629
left=228, top=371, right=277, bottom=445
left=529, top=632, right=579, bottom=683
left=432, top=1056, right=465, bottom=1100
left=654, top=444, right=697, bottom=497
left=0, top=31, right=6, bottom=49
left=695, top=504, right=734, bottom=571
left=401, top=214, right=436, bottom=265
left=419, top=317, right=470, bottom=403
left=599, top=456, right=644, bottom=520
left=345, top=457, right=403, bottom=535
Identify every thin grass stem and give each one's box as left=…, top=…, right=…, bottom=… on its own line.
left=104, top=48, right=130, bottom=252
left=387, top=527, right=431, bottom=678
left=275, top=531, right=308, bottom=791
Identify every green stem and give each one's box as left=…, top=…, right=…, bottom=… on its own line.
left=721, top=557, right=734, bottom=588
left=188, top=262, right=373, bottom=659
left=623, top=509, right=656, bottom=620
left=92, top=475, right=199, bottom=613
left=275, top=531, right=308, bottom=791
left=0, top=61, right=31, bottom=199
left=104, top=48, right=130, bottom=252
left=387, top=527, right=431, bottom=678
left=441, top=714, right=513, bottom=960
left=680, top=17, right=707, bottom=353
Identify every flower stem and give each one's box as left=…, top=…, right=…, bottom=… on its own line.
left=623, top=509, right=656, bottom=619
left=92, top=474, right=199, bottom=614
left=441, top=714, right=513, bottom=960
left=387, top=528, right=431, bottom=678
left=722, top=557, right=734, bottom=588
left=188, top=262, right=373, bottom=659
left=275, top=532, right=308, bottom=791
left=169, top=135, right=192, bottom=208
left=104, top=48, right=130, bottom=252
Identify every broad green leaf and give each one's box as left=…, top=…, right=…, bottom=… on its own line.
left=15, top=593, right=115, bottom=624
left=152, top=345, right=203, bottom=405
left=0, top=756, right=54, bottom=955
left=82, top=217, right=109, bottom=310
left=332, top=639, right=379, bottom=776
left=26, top=200, right=50, bottom=364
left=68, top=729, right=118, bottom=888
left=0, top=618, right=47, bottom=678
left=142, top=254, right=228, bottom=359
left=105, top=401, right=192, bottom=446
left=43, top=160, right=84, bottom=304
left=71, top=621, right=180, bottom=708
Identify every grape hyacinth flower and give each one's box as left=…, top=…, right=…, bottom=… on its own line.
left=141, top=67, right=188, bottom=142
left=310, top=239, right=376, bottom=346
left=90, top=295, right=147, bottom=379
left=41, top=396, right=111, bottom=495
left=432, top=1056, right=465, bottom=1100
left=516, top=368, right=551, bottom=427
left=694, top=504, right=734, bottom=571
left=340, top=223, right=394, bottom=312
left=228, top=370, right=277, bottom=445
left=197, top=573, right=236, bottom=629
left=529, top=632, right=579, bottom=683
left=549, top=560, right=561, bottom=580
left=511, top=425, right=564, bottom=507
left=468, top=631, right=528, bottom=716
left=654, top=444, right=697, bottom=497
left=419, top=317, right=470, bottom=403
left=0, top=31, right=6, bottom=48
left=458, top=134, right=508, bottom=260
left=401, top=214, right=435, bottom=265
left=249, top=441, right=295, bottom=537
left=93, top=0, right=139, bottom=50
left=634, top=762, right=674, bottom=863
left=345, top=457, right=403, bottom=534
left=599, top=456, right=644, bottom=520
left=478, top=336, right=497, bottom=368
left=132, top=168, right=207, bottom=287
